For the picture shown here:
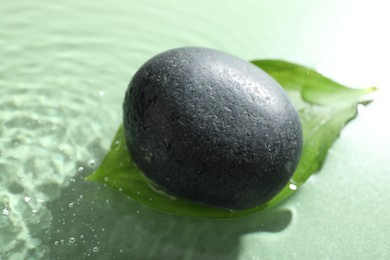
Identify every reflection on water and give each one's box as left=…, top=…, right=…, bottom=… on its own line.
left=0, top=87, right=113, bottom=258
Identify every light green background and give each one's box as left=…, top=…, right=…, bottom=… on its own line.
left=1, top=0, right=389, bottom=259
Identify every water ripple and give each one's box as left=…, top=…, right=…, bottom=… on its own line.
left=0, top=86, right=114, bottom=258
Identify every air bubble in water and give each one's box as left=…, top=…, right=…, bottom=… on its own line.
left=77, top=166, right=84, bottom=173
left=93, top=247, right=99, bottom=252
left=69, top=238, right=75, bottom=243
left=87, top=159, right=96, bottom=167
left=2, top=207, right=10, bottom=216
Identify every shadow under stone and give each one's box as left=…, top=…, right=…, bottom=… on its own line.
left=38, top=165, right=292, bottom=260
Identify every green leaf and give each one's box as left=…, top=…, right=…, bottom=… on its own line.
left=86, top=60, right=376, bottom=218
left=85, top=125, right=256, bottom=218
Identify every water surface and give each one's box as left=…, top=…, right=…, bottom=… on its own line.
left=1, top=1, right=390, bottom=259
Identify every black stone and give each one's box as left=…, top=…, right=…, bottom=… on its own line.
left=123, top=47, right=302, bottom=209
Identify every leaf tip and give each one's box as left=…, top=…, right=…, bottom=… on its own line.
left=370, top=86, right=378, bottom=92
left=84, top=172, right=98, bottom=182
